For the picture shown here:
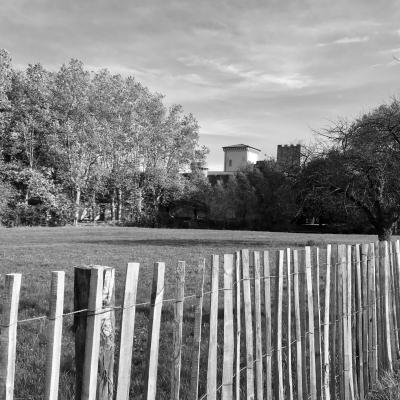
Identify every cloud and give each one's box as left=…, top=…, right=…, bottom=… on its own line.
left=179, top=56, right=311, bottom=89
left=318, top=36, right=370, bottom=47
left=1, top=0, right=400, bottom=168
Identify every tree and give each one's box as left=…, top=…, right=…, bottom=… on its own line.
left=50, top=59, right=104, bottom=224
left=305, top=99, right=400, bottom=241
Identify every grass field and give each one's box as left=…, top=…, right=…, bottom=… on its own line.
left=0, top=226, right=393, bottom=399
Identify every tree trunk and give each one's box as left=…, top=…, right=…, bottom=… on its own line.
left=117, top=188, right=122, bottom=221
left=110, top=190, right=116, bottom=222
left=91, top=192, right=96, bottom=223
left=74, top=187, right=81, bottom=226
left=376, top=225, right=392, bottom=242
left=136, top=188, right=143, bottom=215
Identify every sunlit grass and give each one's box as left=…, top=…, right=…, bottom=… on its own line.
left=0, top=226, right=391, bottom=399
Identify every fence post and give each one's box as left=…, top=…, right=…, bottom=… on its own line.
left=116, top=263, right=140, bottom=400
left=242, top=249, right=255, bottom=400
left=190, top=259, right=205, bottom=399
left=346, top=246, right=355, bottom=399
left=74, top=266, right=92, bottom=399
left=235, top=251, right=241, bottom=400
left=98, top=267, right=115, bottom=400
left=82, top=266, right=104, bottom=400
left=144, top=262, right=165, bottom=400
left=45, top=271, right=65, bottom=400
left=293, top=250, right=303, bottom=400
left=383, top=241, right=393, bottom=372
left=0, top=273, right=21, bottom=400
left=312, top=247, right=322, bottom=398
left=263, top=250, right=272, bottom=399
left=305, top=246, right=317, bottom=400
left=171, top=261, right=185, bottom=400
left=375, top=242, right=383, bottom=371
left=329, top=245, right=338, bottom=398
left=253, top=251, right=263, bottom=400
left=222, top=254, right=234, bottom=400
left=355, top=245, right=364, bottom=398
left=276, top=249, right=284, bottom=400
left=361, top=244, right=369, bottom=392
left=207, top=255, right=219, bottom=400
left=286, top=248, right=293, bottom=400
left=323, top=245, right=331, bottom=400
left=368, top=243, right=378, bottom=386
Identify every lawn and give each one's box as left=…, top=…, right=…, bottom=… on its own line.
left=0, top=226, right=389, bottom=399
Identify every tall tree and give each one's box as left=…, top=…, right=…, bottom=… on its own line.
left=304, top=99, right=400, bottom=240
left=50, top=59, right=103, bottom=224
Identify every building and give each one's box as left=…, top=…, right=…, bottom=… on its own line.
left=276, top=144, right=301, bottom=173
left=207, top=144, right=261, bottom=177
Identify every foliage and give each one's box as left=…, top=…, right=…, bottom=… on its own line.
left=0, top=50, right=205, bottom=226
left=299, top=99, right=400, bottom=240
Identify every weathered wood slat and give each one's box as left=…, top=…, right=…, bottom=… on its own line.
left=207, top=255, right=219, bottom=400
left=395, top=241, right=400, bottom=357
left=337, top=245, right=344, bottom=398
left=383, top=242, right=393, bottom=372
left=375, top=242, right=383, bottom=371
left=323, top=245, right=331, bottom=400
left=305, top=246, right=317, bottom=400
left=277, top=249, right=284, bottom=400
left=144, top=262, right=165, bottom=400
left=190, top=259, right=205, bottom=399
left=293, top=250, right=303, bottom=400
left=171, top=261, right=185, bottom=400
left=286, top=248, right=293, bottom=400
left=98, top=267, right=115, bottom=400
left=389, top=242, right=399, bottom=364
left=45, top=271, right=65, bottom=400
left=330, top=246, right=338, bottom=398
left=242, top=249, right=255, bottom=400
left=355, top=245, right=364, bottom=398
left=0, top=273, right=22, bottom=400
left=116, top=263, right=140, bottom=400
left=263, top=250, right=272, bottom=400
left=312, top=247, right=322, bottom=398
left=361, top=244, right=369, bottom=392
left=82, top=266, right=104, bottom=400
left=346, top=246, right=355, bottom=399
left=341, top=245, right=350, bottom=400
left=368, top=243, right=378, bottom=387
left=253, top=251, right=263, bottom=400
left=74, top=266, right=92, bottom=399
left=222, top=254, right=234, bottom=400
left=235, top=251, right=241, bottom=400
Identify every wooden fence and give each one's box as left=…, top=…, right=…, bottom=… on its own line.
left=1, top=241, right=400, bottom=399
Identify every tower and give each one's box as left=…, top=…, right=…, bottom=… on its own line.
left=277, top=144, right=301, bottom=173
left=222, top=144, right=261, bottom=172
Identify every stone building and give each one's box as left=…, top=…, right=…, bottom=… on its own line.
left=276, top=144, right=301, bottom=173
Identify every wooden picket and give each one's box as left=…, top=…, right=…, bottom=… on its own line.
left=207, top=255, right=219, bottom=400
left=2, top=240, right=400, bottom=400
left=44, top=271, right=65, bottom=400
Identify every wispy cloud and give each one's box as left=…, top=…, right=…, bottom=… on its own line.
left=179, top=56, right=311, bottom=89
left=318, top=36, right=370, bottom=47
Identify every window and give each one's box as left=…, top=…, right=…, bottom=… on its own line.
left=229, top=159, right=232, bottom=167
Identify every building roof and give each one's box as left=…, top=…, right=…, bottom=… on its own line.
left=222, top=144, right=261, bottom=152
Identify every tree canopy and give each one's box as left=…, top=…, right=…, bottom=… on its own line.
left=299, top=99, right=400, bottom=240
left=0, top=50, right=206, bottom=226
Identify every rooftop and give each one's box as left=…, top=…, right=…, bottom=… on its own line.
left=222, top=144, right=261, bottom=152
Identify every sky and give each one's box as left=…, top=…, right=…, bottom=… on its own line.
left=1, top=0, right=400, bottom=170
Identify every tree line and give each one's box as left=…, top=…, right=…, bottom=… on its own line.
left=0, top=49, right=207, bottom=226
left=186, top=99, right=400, bottom=242
left=1, top=49, right=400, bottom=241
